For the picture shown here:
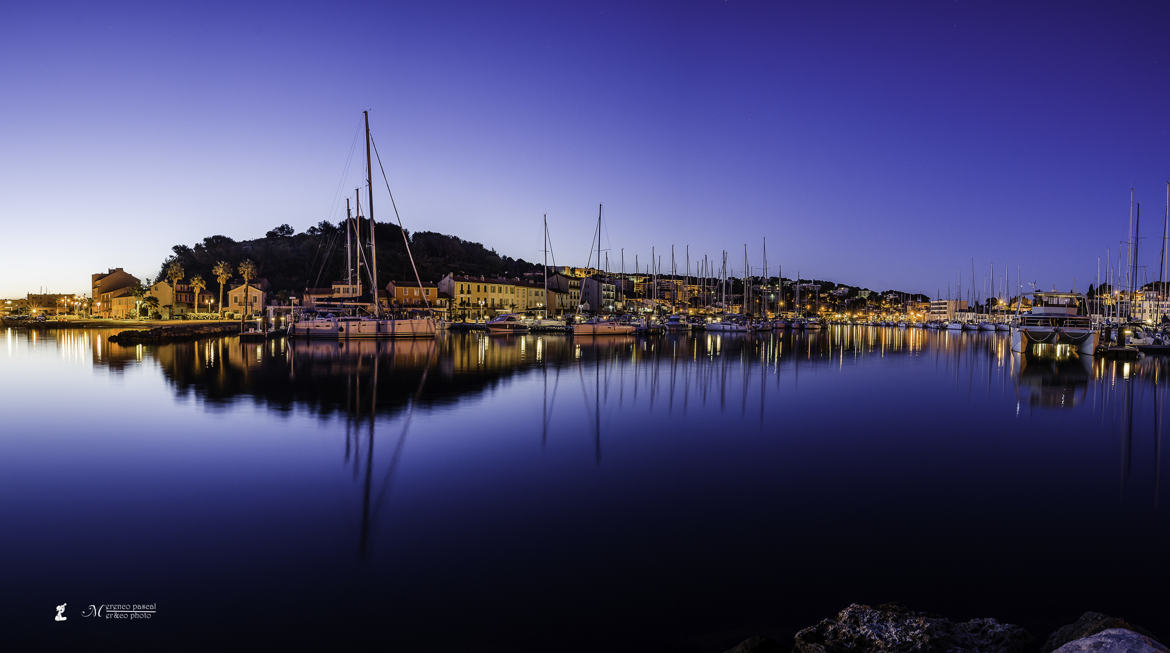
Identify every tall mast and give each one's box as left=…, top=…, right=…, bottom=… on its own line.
left=364, top=110, right=380, bottom=318
left=345, top=198, right=353, bottom=288
left=354, top=188, right=367, bottom=294
left=543, top=213, right=549, bottom=319
left=596, top=204, right=602, bottom=273
left=762, top=237, right=768, bottom=317
left=1127, top=187, right=1134, bottom=302
left=620, top=248, right=624, bottom=306
left=1163, top=182, right=1169, bottom=311
left=1132, top=202, right=1141, bottom=320
left=743, top=244, right=749, bottom=315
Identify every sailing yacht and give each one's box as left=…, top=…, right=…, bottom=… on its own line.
left=290, top=111, right=436, bottom=340
left=573, top=205, right=635, bottom=336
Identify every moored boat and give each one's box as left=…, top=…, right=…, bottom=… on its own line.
left=1010, top=291, right=1097, bottom=357
left=573, top=318, right=636, bottom=336
left=487, top=313, right=530, bottom=334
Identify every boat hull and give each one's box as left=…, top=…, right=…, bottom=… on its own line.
left=573, top=322, right=636, bottom=336
left=487, top=324, right=529, bottom=334
left=290, top=318, right=436, bottom=339
left=1011, top=326, right=1097, bottom=356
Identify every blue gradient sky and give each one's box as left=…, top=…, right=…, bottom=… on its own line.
left=2, top=0, right=1169, bottom=298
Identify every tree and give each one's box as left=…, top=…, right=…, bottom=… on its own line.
left=132, top=280, right=149, bottom=319
left=238, top=259, right=257, bottom=322
left=265, top=224, right=294, bottom=238
left=164, top=260, right=185, bottom=318
left=144, top=296, right=160, bottom=319
left=213, top=261, right=232, bottom=318
left=190, top=275, right=206, bottom=314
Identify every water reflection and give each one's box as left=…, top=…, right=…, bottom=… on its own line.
left=5, top=324, right=1170, bottom=648
left=7, top=325, right=1170, bottom=516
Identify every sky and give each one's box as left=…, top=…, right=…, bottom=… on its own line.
left=2, top=0, right=1169, bottom=298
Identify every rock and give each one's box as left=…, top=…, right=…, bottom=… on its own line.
left=1045, top=613, right=1161, bottom=652
left=109, top=324, right=241, bottom=344
left=1051, top=628, right=1169, bottom=653
left=792, top=603, right=1031, bottom=653
left=723, top=635, right=785, bottom=653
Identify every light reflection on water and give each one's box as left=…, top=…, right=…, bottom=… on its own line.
left=2, top=326, right=1168, bottom=651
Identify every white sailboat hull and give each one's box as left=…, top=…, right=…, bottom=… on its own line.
left=573, top=322, right=636, bottom=336
left=290, top=317, right=437, bottom=339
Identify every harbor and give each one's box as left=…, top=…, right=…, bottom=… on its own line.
left=6, top=0, right=1170, bottom=650
left=3, top=323, right=1168, bottom=650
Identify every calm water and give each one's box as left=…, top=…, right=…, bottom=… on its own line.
left=4, top=326, right=1168, bottom=650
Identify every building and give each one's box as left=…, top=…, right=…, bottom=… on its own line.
left=23, top=293, right=74, bottom=315
left=1133, top=291, right=1170, bottom=324
left=929, top=299, right=969, bottom=321
left=580, top=277, right=616, bottom=313
left=331, top=281, right=362, bottom=298
left=546, top=272, right=581, bottom=311
left=227, top=280, right=269, bottom=318
left=91, top=268, right=140, bottom=318
left=108, top=287, right=138, bottom=318
left=387, top=280, right=439, bottom=307
left=439, top=274, right=522, bottom=317
left=148, top=280, right=195, bottom=317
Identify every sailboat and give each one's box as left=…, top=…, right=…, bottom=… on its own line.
left=290, top=111, right=436, bottom=339
left=573, top=204, right=635, bottom=336
left=529, top=214, right=567, bottom=331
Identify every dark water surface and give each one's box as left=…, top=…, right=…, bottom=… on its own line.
left=4, top=327, right=1168, bottom=650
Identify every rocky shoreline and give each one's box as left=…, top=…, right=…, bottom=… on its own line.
left=108, top=323, right=242, bottom=344
left=725, top=604, right=1167, bottom=653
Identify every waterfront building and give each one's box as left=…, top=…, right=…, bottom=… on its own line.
left=439, top=274, right=524, bottom=317
left=929, top=299, right=969, bottom=321
left=108, top=288, right=137, bottom=318
left=227, top=280, right=269, bottom=318
left=580, top=277, right=616, bottom=313
left=331, top=281, right=362, bottom=298
left=386, top=280, right=439, bottom=307
left=91, top=267, right=140, bottom=318
left=148, top=280, right=195, bottom=318
left=546, top=272, right=581, bottom=310
left=1132, top=291, right=1170, bottom=324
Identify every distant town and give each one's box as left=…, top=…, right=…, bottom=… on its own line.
left=5, top=222, right=1169, bottom=326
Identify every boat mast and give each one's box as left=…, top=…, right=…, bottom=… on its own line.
left=743, top=244, right=749, bottom=316
left=652, top=245, right=656, bottom=309
left=597, top=203, right=602, bottom=314
left=345, top=198, right=353, bottom=289
left=1163, top=182, right=1169, bottom=315
left=1127, top=187, right=1134, bottom=309
left=762, top=237, right=768, bottom=318
left=364, top=110, right=380, bottom=318
left=1131, top=202, right=1141, bottom=321
left=620, top=248, right=624, bottom=307
left=543, top=213, right=549, bottom=319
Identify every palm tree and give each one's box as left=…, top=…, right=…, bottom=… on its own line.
left=190, top=275, right=206, bottom=315
left=164, top=261, right=185, bottom=318
left=213, top=261, right=232, bottom=318
left=237, top=259, right=257, bottom=322
left=131, top=279, right=150, bottom=319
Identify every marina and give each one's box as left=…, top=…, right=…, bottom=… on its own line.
left=4, top=324, right=1168, bottom=649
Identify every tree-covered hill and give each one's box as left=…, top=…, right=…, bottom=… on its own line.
left=157, top=221, right=542, bottom=298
